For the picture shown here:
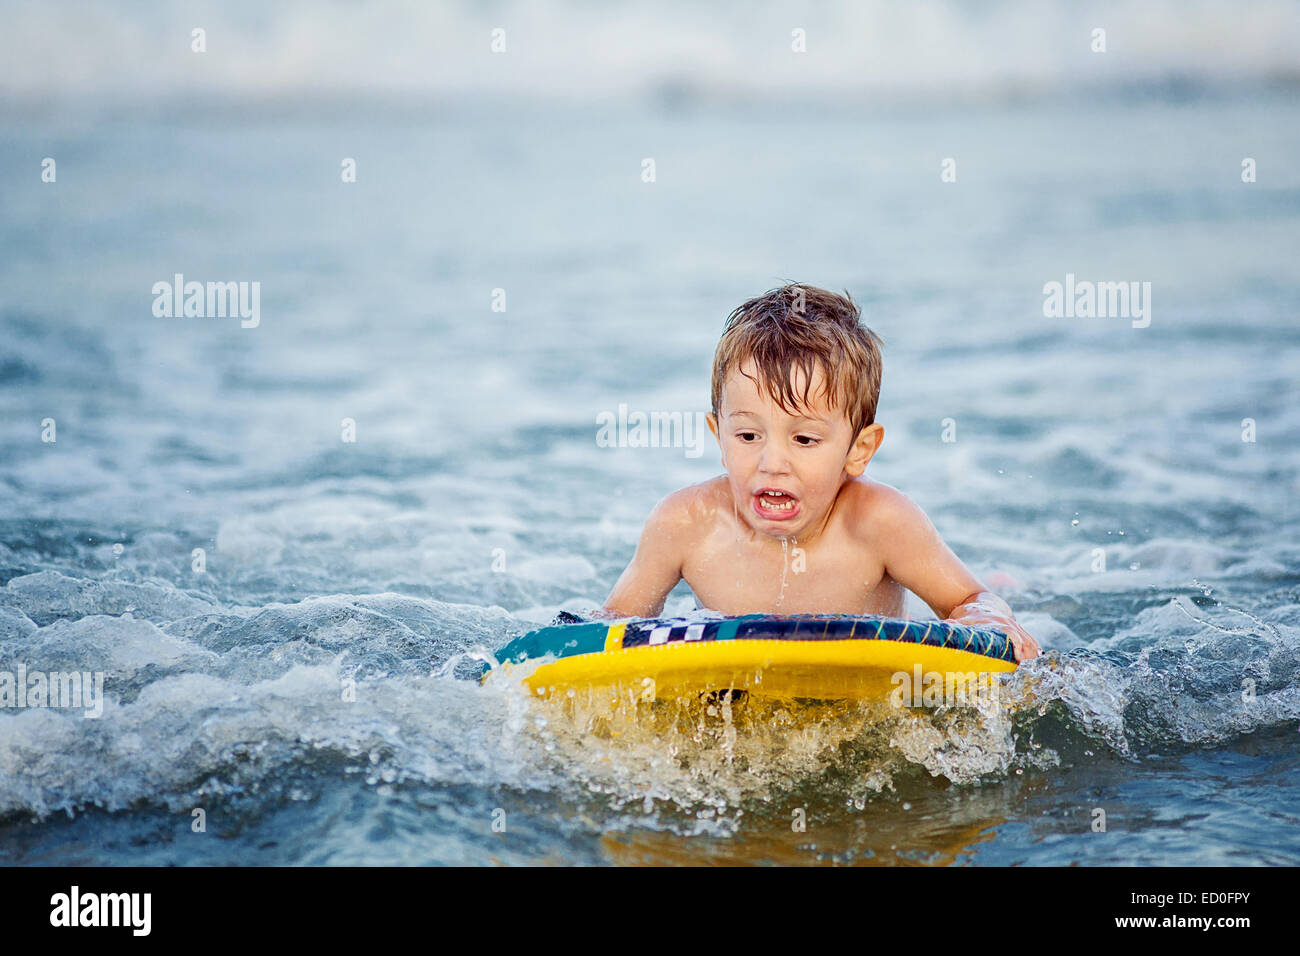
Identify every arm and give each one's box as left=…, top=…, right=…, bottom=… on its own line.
left=602, top=491, right=694, bottom=618
left=871, top=489, right=1041, bottom=661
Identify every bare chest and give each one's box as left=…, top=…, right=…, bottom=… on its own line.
left=681, top=533, right=902, bottom=616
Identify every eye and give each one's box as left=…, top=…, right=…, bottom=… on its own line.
left=793, top=435, right=820, bottom=446
left=736, top=431, right=759, bottom=442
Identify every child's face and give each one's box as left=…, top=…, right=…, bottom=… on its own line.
left=707, top=362, right=883, bottom=540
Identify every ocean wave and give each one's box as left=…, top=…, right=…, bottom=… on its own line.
left=2, top=568, right=1297, bottom=829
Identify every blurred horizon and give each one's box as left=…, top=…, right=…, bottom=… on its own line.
left=3, top=0, right=1299, bottom=115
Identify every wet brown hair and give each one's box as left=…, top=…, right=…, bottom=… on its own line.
left=711, top=283, right=884, bottom=436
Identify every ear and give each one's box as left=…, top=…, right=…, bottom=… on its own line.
left=706, top=412, right=724, bottom=464
left=844, top=423, right=884, bottom=478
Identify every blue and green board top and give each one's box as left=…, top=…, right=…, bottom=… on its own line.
left=485, top=612, right=1015, bottom=679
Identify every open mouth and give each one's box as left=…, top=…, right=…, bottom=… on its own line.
left=752, top=488, right=801, bottom=521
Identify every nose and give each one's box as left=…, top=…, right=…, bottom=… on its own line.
left=757, top=443, right=792, bottom=476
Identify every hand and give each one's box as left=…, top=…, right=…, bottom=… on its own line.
left=947, top=593, right=1041, bottom=662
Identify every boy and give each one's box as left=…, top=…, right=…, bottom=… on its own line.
left=603, top=284, right=1041, bottom=662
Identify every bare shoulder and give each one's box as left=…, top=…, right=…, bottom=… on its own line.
left=644, top=476, right=729, bottom=539
left=839, top=478, right=932, bottom=541
left=606, top=480, right=728, bottom=616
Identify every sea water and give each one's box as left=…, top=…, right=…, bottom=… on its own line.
left=1, top=90, right=1298, bottom=865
